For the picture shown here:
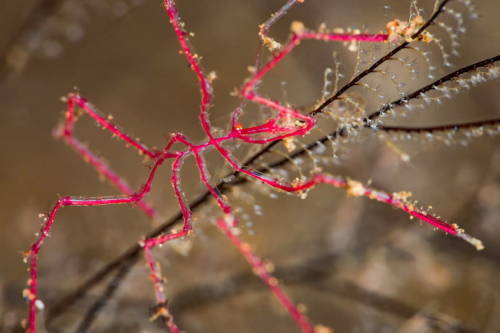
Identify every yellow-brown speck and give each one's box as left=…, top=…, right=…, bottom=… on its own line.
left=291, top=21, right=305, bottom=34
left=346, top=179, right=365, bottom=197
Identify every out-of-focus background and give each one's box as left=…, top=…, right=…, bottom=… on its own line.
left=1, top=0, right=499, bottom=332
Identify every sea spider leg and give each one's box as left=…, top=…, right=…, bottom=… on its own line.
left=142, top=153, right=189, bottom=333
left=53, top=93, right=158, bottom=217
left=271, top=174, right=483, bottom=249
left=25, top=150, right=174, bottom=333
left=216, top=216, right=316, bottom=333
left=60, top=94, right=157, bottom=159
left=190, top=145, right=316, bottom=332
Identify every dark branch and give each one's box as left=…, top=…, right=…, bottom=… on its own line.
left=366, top=54, right=500, bottom=122
left=378, top=118, right=500, bottom=134
left=72, top=263, right=133, bottom=333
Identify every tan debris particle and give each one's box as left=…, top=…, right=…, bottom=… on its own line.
left=291, top=21, right=305, bottom=34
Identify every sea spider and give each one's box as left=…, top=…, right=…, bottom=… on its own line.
left=24, top=1, right=486, bottom=332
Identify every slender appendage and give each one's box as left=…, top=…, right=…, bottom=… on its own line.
left=142, top=154, right=190, bottom=333
left=61, top=95, right=157, bottom=159
left=26, top=151, right=172, bottom=332
left=27, top=197, right=145, bottom=332
left=378, top=118, right=500, bottom=134
left=216, top=217, right=315, bottom=333
left=192, top=147, right=317, bottom=332
left=277, top=174, right=482, bottom=250
left=54, top=94, right=158, bottom=217
left=26, top=0, right=487, bottom=332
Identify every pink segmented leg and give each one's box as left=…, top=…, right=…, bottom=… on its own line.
left=61, top=94, right=157, bottom=159
left=25, top=152, right=172, bottom=332
left=191, top=147, right=315, bottom=332
left=136, top=132, right=227, bottom=332
left=284, top=174, right=483, bottom=249
left=216, top=217, right=315, bottom=333
left=142, top=154, right=188, bottom=333
left=54, top=94, right=158, bottom=217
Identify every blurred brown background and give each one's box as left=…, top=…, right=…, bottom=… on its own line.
left=1, top=0, right=499, bottom=332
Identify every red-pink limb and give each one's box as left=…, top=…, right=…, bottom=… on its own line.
left=287, top=174, right=483, bottom=250
left=244, top=31, right=387, bottom=97
left=140, top=131, right=234, bottom=332
left=26, top=154, right=171, bottom=332
left=61, top=135, right=157, bottom=217
left=162, top=0, right=214, bottom=140
left=161, top=0, right=300, bottom=196
left=53, top=94, right=158, bottom=217
left=142, top=154, right=190, bottom=333
left=62, top=94, right=157, bottom=159
left=216, top=217, right=315, bottom=333
left=187, top=144, right=315, bottom=332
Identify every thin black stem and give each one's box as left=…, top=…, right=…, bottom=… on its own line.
left=378, top=118, right=500, bottom=134
left=366, top=54, right=500, bottom=122
left=72, top=262, right=133, bottom=333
